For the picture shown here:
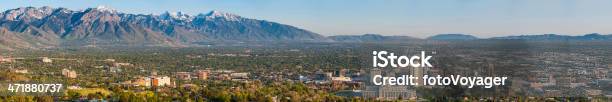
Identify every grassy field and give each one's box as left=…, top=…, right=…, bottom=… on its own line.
left=67, top=88, right=112, bottom=96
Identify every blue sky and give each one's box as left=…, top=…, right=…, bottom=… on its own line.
left=2, top=0, right=612, bottom=38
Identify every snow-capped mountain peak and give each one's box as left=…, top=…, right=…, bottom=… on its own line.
left=203, top=10, right=240, bottom=21
left=1, top=6, right=54, bottom=21
left=160, top=11, right=192, bottom=21
left=94, top=5, right=117, bottom=13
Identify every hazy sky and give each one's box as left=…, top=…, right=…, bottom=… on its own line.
left=2, top=0, right=612, bottom=38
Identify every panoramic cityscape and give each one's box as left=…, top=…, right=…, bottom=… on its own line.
left=1, top=0, right=612, bottom=102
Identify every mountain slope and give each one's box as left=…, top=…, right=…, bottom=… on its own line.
left=192, top=11, right=327, bottom=41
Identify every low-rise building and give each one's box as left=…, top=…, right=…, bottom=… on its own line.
left=132, top=76, right=173, bottom=87
left=133, top=77, right=151, bottom=87
left=362, top=85, right=414, bottom=100
left=331, top=76, right=352, bottom=82
left=67, top=85, right=83, bottom=90
left=41, top=57, right=52, bottom=63
left=176, top=72, right=191, bottom=80
left=230, top=72, right=249, bottom=79
left=113, top=62, right=132, bottom=66
left=586, top=89, right=602, bottom=96
left=152, top=76, right=172, bottom=87
left=314, top=70, right=332, bottom=82
left=108, top=66, right=122, bottom=73
left=0, top=56, right=14, bottom=63
left=104, top=59, right=115, bottom=62
left=61, top=69, right=77, bottom=78
left=217, top=74, right=231, bottom=80
left=195, top=70, right=210, bottom=80
left=10, top=68, right=28, bottom=74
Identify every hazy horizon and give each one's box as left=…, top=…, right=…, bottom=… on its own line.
left=3, top=0, right=612, bottom=38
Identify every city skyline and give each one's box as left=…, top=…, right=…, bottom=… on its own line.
left=3, top=0, right=612, bottom=38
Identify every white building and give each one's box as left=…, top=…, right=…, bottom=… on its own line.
left=41, top=57, right=52, bottom=63
left=362, top=85, right=414, bottom=100
left=153, top=76, right=172, bottom=87
left=61, top=69, right=77, bottom=78
left=10, top=69, right=28, bottom=74
left=230, top=73, right=249, bottom=79
left=331, top=76, right=352, bottom=82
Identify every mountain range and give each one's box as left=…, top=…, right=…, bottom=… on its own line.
left=426, top=34, right=478, bottom=40
left=328, top=34, right=419, bottom=42
left=330, top=33, right=612, bottom=42
left=0, top=6, right=327, bottom=49
left=490, top=33, right=612, bottom=41
left=1, top=6, right=611, bottom=50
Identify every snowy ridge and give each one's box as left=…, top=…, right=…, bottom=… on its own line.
left=202, top=10, right=241, bottom=21
left=95, top=6, right=117, bottom=13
